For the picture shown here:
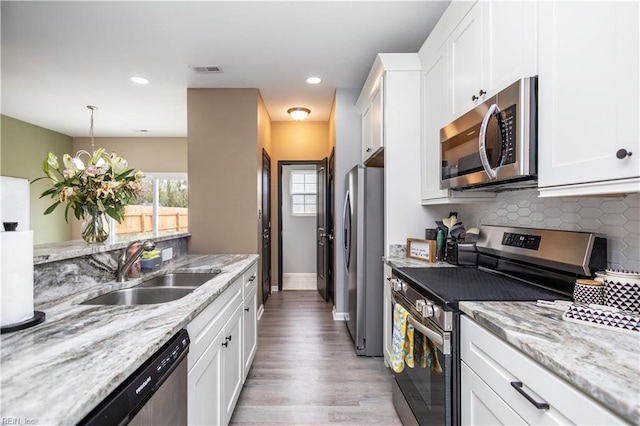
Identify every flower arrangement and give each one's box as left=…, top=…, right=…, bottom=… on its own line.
left=36, top=148, right=145, bottom=242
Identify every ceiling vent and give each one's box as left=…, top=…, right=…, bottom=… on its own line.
left=191, top=65, right=223, bottom=74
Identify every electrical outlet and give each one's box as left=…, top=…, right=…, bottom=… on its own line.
left=162, top=247, right=173, bottom=262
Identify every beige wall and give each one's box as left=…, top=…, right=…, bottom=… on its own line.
left=187, top=88, right=260, bottom=256
left=73, top=137, right=187, bottom=173
left=269, top=121, right=331, bottom=287
left=1, top=115, right=73, bottom=244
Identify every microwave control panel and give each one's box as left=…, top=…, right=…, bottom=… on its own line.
left=500, top=104, right=517, bottom=165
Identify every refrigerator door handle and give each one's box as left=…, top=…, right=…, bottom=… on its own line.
left=343, top=190, right=351, bottom=272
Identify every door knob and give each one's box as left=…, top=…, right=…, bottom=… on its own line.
left=616, top=149, right=633, bottom=159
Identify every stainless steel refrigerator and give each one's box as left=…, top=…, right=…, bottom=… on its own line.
left=343, top=165, right=383, bottom=356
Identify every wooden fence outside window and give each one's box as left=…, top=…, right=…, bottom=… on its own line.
left=116, top=205, right=188, bottom=235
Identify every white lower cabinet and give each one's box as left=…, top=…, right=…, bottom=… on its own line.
left=460, top=316, right=627, bottom=425
left=461, top=362, right=526, bottom=425
left=221, top=305, right=243, bottom=423
left=188, top=325, right=224, bottom=426
left=242, top=284, right=258, bottom=382
left=186, top=260, right=259, bottom=426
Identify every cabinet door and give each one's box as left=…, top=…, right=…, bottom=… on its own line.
left=461, top=362, right=527, bottom=426
left=370, top=79, right=384, bottom=154
left=361, top=105, right=373, bottom=162
left=188, top=331, right=224, bottom=426
left=222, top=305, right=243, bottom=425
left=450, top=4, right=483, bottom=118
left=538, top=1, right=640, bottom=191
left=482, top=1, right=537, bottom=97
left=242, top=286, right=258, bottom=382
left=421, top=44, right=450, bottom=202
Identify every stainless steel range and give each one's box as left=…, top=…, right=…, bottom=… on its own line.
left=390, top=225, right=607, bottom=426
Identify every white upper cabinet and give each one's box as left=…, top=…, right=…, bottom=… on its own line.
left=450, top=4, right=484, bottom=119
left=448, top=1, right=538, bottom=121
left=483, top=1, right=537, bottom=102
left=357, top=54, right=421, bottom=165
left=537, top=1, right=640, bottom=197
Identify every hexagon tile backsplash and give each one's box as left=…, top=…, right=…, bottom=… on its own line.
left=455, top=190, right=640, bottom=272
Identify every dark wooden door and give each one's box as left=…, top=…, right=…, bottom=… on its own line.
left=262, top=149, right=271, bottom=305
left=316, top=157, right=329, bottom=301
left=327, top=148, right=335, bottom=303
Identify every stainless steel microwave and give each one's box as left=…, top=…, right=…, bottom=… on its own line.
left=440, top=77, right=537, bottom=190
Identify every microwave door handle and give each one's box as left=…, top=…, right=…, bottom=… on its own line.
left=479, top=103, right=500, bottom=179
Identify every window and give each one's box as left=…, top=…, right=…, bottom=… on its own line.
left=290, top=170, right=317, bottom=216
left=111, top=172, right=188, bottom=241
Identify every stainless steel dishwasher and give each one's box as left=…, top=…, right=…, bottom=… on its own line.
left=80, top=329, right=190, bottom=426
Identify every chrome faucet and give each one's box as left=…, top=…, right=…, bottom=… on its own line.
left=116, top=240, right=156, bottom=282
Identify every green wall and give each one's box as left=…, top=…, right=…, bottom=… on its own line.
left=1, top=115, right=73, bottom=244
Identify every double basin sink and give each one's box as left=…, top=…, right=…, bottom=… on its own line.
left=81, top=271, right=221, bottom=306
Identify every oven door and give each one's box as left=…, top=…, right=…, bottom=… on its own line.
left=391, top=296, right=452, bottom=426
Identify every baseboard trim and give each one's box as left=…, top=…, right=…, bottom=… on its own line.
left=257, top=304, right=265, bottom=320
left=271, top=286, right=279, bottom=292
left=332, top=306, right=349, bottom=321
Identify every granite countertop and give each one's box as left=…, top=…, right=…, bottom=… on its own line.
left=0, top=253, right=258, bottom=425
left=384, top=256, right=455, bottom=269
left=460, top=301, right=640, bottom=424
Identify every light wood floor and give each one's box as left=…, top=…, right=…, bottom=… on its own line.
left=230, top=290, right=402, bottom=425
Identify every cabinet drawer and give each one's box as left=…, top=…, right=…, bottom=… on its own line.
left=187, top=278, right=242, bottom=371
left=460, top=316, right=626, bottom=425
left=243, top=262, right=258, bottom=296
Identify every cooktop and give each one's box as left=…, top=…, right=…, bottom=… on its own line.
left=395, top=267, right=571, bottom=308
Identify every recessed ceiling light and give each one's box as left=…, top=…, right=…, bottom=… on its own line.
left=306, top=76, right=322, bottom=85
left=130, top=76, right=150, bottom=85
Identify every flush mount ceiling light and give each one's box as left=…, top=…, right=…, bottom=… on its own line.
left=306, top=76, right=322, bottom=85
left=130, top=76, right=150, bottom=85
left=288, top=107, right=311, bottom=121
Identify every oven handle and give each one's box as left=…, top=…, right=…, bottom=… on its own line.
left=392, top=296, right=450, bottom=355
left=406, top=315, right=444, bottom=348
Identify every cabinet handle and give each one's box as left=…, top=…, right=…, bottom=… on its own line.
left=225, top=335, right=232, bottom=342
left=248, top=276, right=256, bottom=282
left=222, top=341, right=228, bottom=347
left=616, top=149, right=633, bottom=159
left=510, top=381, right=549, bottom=410
left=245, top=307, right=250, bottom=312
left=366, top=148, right=372, bottom=152
left=472, top=90, right=487, bottom=101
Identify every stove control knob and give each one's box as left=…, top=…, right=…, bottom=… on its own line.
left=423, top=302, right=435, bottom=318
left=416, top=300, right=426, bottom=315
left=401, top=282, right=408, bottom=293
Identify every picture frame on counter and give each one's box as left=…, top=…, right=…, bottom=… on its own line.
left=406, top=238, right=437, bottom=263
